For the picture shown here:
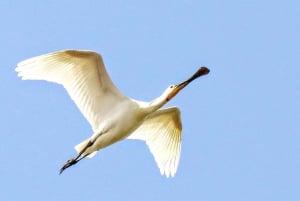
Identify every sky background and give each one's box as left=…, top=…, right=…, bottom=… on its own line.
left=1, top=0, right=300, bottom=200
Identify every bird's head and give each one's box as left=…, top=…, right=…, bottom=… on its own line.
left=165, top=66, right=210, bottom=102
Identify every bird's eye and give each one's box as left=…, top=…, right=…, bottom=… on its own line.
left=170, top=85, right=175, bottom=88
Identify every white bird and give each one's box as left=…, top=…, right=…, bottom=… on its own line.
left=16, top=50, right=209, bottom=177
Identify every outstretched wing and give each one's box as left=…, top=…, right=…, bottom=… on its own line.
left=127, top=107, right=182, bottom=177
left=16, top=50, right=125, bottom=131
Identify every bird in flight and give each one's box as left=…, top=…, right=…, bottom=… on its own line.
left=16, top=50, right=209, bottom=177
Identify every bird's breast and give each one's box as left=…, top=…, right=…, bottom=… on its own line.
left=91, top=101, right=147, bottom=150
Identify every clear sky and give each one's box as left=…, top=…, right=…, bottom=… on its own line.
left=1, top=0, right=299, bottom=200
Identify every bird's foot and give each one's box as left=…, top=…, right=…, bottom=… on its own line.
left=59, top=158, right=78, bottom=174
left=59, top=139, right=95, bottom=174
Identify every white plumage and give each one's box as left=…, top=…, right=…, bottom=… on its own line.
left=16, top=50, right=209, bottom=177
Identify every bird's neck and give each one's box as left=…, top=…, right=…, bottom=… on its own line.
left=132, top=91, right=168, bottom=115
left=147, top=94, right=168, bottom=113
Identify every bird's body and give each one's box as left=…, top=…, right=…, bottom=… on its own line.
left=16, top=50, right=209, bottom=177
left=78, top=99, right=147, bottom=155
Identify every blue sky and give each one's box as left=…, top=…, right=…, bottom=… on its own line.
left=1, top=0, right=300, bottom=200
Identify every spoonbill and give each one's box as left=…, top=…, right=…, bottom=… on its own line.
left=16, top=50, right=209, bottom=177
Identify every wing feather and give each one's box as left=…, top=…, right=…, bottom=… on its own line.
left=16, top=50, right=125, bottom=131
left=127, top=107, right=182, bottom=177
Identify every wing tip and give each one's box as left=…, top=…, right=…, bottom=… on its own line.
left=160, top=168, right=177, bottom=178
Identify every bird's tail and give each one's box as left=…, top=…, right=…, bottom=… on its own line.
left=74, top=138, right=97, bottom=158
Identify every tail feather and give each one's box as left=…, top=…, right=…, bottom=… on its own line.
left=74, top=138, right=98, bottom=158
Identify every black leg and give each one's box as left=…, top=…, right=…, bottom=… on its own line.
left=59, top=140, right=94, bottom=174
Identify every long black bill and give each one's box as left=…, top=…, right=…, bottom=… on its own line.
left=167, top=66, right=210, bottom=100
left=177, top=66, right=210, bottom=88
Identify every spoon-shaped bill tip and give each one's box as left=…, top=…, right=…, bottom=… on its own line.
left=186, top=66, right=210, bottom=83
left=194, top=66, right=210, bottom=78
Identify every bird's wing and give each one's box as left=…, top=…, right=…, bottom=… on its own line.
left=127, top=107, right=182, bottom=177
left=16, top=50, right=125, bottom=131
